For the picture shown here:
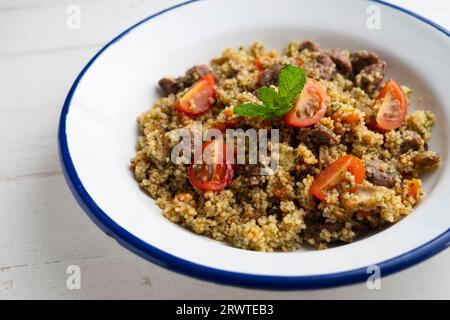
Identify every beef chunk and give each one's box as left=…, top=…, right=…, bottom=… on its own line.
left=350, top=50, right=383, bottom=74
left=158, top=77, right=180, bottom=96
left=400, top=132, right=423, bottom=154
left=309, top=124, right=340, bottom=145
left=328, top=49, right=352, bottom=76
left=350, top=51, right=387, bottom=94
left=311, top=53, right=336, bottom=80
left=366, top=159, right=396, bottom=188
left=185, top=65, right=211, bottom=85
left=298, top=40, right=320, bottom=52
left=158, top=65, right=212, bottom=96
left=258, top=63, right=283, bottom=87
left=354, top=61, right=386, bottom=94
left=412, top=151, right=440, bottom=168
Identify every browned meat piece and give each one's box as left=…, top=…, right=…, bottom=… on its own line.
left=311, top=53, right=336, bottom=80
left=349, top=51, right=387, bottom=93
left=185, top=65, right=211, bottom=85
left=302, top=223, right=322, bottom=241
left=298, top=40, right=320, bottom=52
left=258, top=63, right=283, bottom=87
left=400, top=132, right=423, bottom=154
left=412, top=151, right=440, bottom=168
left=365, top=159, right=396, bottom=188
left=309, top=124, right=340, bottom=145
left=328, top=49, right=352, bottom=76
left=350, top=50, right=383, bottom=74
left=158, top=65, right=212, bottom=96
left=224, top=68, right=240, bottom=79
left=158, top=77, right=180, bottom=96
left=303, top=210, right=322, bottom=224
left=324, top=222, right=345, bottom=232
left=354, top=61, right=386, bottom=94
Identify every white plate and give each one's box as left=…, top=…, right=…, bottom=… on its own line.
left=58, top=0, right=450, bottom=289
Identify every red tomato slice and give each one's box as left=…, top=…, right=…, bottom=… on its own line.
left=188, top=140, right=234, bottom=191
left=371, top=79, right=407, bottom=131
left=311, top=155, right=365, bottom=201
left=283, top=78, right=328, bottom=127
left=174, top=74, right=216, bottom=116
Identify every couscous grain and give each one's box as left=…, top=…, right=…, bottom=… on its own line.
left=131, top=40, right=440, bottom=251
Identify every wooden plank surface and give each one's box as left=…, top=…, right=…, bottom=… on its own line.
left=0, top=0, right=449, bottom=299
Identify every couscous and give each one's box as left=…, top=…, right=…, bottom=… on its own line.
left=131, top=40, right=440, bottom=251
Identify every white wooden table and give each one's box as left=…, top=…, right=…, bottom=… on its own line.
left=0, top=0, right=449, bottom=299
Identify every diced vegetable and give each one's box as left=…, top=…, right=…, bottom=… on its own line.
left=188, top=140, right=234, bottom=191
left=370, top=79, right=407, bottom=131
left=284, top=79, right=328, bottom=127
left=311, top=154, right=365, bottom=201
left=174, top=74, right=216, bottom=116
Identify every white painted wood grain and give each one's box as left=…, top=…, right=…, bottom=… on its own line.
left=0, top=0, right=449, bottom=300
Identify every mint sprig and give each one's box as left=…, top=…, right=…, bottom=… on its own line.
left=233, top=65, right=306, bottom=119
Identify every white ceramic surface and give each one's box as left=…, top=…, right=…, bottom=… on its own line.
left=60, top=0, right=450, bottom=285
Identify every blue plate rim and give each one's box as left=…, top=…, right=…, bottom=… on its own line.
left=58, top=0, right=450, bottom=290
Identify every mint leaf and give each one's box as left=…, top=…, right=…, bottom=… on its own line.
left=272, top=98, right=295, bottom=117
left=233, top=65, right=306, bottom=120
left=258, top=87, right=278, bottom=109
left=233, top=103, right=273, bottom=119
left=278, top=64, right=306, bottom=102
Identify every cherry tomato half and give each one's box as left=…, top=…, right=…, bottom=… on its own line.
left=188, top=140, right=234, bottom=191
left=283, top=78, right=328, bottom=127
left=370, top=79, right=407, bottom=131
left=174, top=74, right=216, bottom=116
left=311, top=154, right=365, bottom=201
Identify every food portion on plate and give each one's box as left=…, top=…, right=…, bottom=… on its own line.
left=131, top=40, right=440, bottom=251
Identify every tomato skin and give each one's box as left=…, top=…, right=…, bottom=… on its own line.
left=188, top=163, right=234, bottom=191
left=174, top=74, right=216, bottom=116
left=311, top=155, right=365, bottom=201
left=283, top=78, right=328, bottom=128
left=370, top=79, right=407, bottom=131
left=188, top=140, right=234, bottom=191
left=367, top=118, right=389, bottom=133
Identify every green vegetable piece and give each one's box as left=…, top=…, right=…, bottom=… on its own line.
left=233, top=65, right=306, bottom=119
